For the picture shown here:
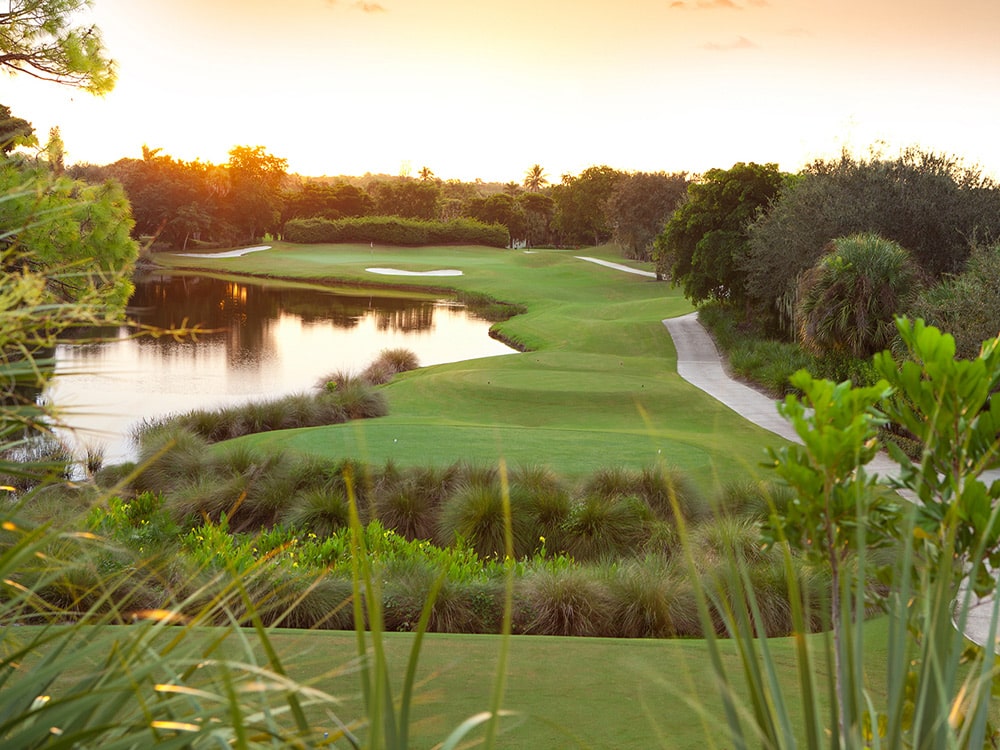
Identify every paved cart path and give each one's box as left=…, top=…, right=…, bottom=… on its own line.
left=575, top=256, right=999, bottom=646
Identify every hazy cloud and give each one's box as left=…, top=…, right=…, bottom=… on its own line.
left=324, top=0, right=387, bottom=11
left=702, top=35, right=758, bottom=50
left=670, top=0, right=768, bottom=8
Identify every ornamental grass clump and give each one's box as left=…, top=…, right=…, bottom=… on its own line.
left=714, top=478, right=795, bottom=521
left=636, top=464, right=709, bottom=523
left=281, top=487, right=351, bottom=537
left=517, top=567, right=614, bottom=637
left=510, top=463, right=571, bottom=553
left=616, top=556, right=702, bottom=638
left=373, top=462, right=458, bottom=540
left=436, top=475, right=536, bottom=559
left=562, top=494, right=649, bottom=562
left=365, top=347, right=420, bottom=384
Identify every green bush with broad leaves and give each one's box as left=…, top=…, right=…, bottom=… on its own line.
left=695, top=317, right=1000, bottom=749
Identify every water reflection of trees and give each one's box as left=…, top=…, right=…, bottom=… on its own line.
left=125, top=275, right=439, bottom=363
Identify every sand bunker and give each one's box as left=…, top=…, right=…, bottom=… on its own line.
left=176, top=245, right=271, bottom=259
left=366, top=268, right=463, bottom=277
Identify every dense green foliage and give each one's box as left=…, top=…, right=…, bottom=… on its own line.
left=796, top=233, right=922, bottom=358
left=225, top=144, right=288, bottom=245
left=68, top=462, right=823, bottom=638
left=550, top=165, right=622, bottom=246
left=0, top=104, right=35, bottom=154
left=909, top=243, right=1000, bottom=359
left=606, top=171, right=689, bottom=261
left=744, top=148, right=1000, bottom=332
left=699, top=319, right=1000, bottom=749
left=282, top=180, right=374, bottom=222
left=0, top=0, right=116, bottom=93
left=1, top=158, right=138, bottom=308
left=653, top=162, right=784, bottom=304
left=284, top=215, right=509, bottom=247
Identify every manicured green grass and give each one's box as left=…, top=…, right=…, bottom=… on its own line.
left=50, top=618, right=890, bottom=749
left=158, top=243, right=788, bottom=490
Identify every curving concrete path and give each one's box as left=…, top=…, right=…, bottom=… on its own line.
left=663, top=310, right=999, bottom=647
left=573, top=258, right=997, bottom=645
left=662, top=312, right=901, bottom=478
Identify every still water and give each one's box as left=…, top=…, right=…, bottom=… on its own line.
left=47, top=273, right=517, bottom=462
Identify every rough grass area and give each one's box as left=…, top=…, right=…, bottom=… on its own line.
left=157, top=243, right=791, bottom=491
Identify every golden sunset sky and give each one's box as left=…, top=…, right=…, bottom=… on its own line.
left=6, top=0, right=1000, bottom=181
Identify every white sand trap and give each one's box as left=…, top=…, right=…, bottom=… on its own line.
left=175, top=245, right=271, bottom=259
left=366, top=268, right=463, bottom=277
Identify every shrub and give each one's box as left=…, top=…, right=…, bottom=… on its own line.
left=281, top=488, right=351, bottom=537
left=383, top=561, right=501, bottom=633
left=321, top=376, right=389, bottom=419
left=87, top=491, right=180, bottom=551
left=909, top=242, right=1000, bottom=359
left=517, top=567, right=614, bottom=637
left=436, top=476, right=536, bottom=559
left=562, top=494, right=649, bottom=562
left=376, top=347, right=419, bottom=374
left=795, top=233, right=922, bottom=358
left=361, top=358, right=395, bottom=385
left=635, top=465, right=709, bottom=523
left=133, top=426, right=211, bottom=495
left=284, top=216, right=508, bottom=247
left=374, top=464, right=455, bottom=540
left=688, top=516, right=770, bottom=570
left=608, top=556, right=700, bottom=638
left=744, top=147, right=1000, bottom=333
left=257, top=571, right=356, bottom=630
left=374, top=476, right=429, bottom=540
left=579, top=465, right=708, bottom=525
left=714, top=479, right=795, bottom=521
left=511, top=464, right=571, bottom=555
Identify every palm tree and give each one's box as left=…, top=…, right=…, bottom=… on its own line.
left=503, top=181, right=521, bottom=198
left=796, top=232, right=922, bottom=358
left=523, top=164, right=548, bottom=192
left=418, top=166, right=435, bottom=182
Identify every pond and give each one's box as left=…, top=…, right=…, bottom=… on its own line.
left=47, top=273, right=517, bottom=462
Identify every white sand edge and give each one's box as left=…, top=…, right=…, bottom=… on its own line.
left=175, top=245, right=272, bottom=259
left=366, top=268, right=463, bottom=277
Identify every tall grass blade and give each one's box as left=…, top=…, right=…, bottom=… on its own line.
left=484, top=458, right=515, bottom=750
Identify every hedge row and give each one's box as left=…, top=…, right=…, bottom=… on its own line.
left=284, top=216, right=509, bottom=248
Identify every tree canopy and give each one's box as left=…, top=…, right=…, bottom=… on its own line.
left=0, top=104, right=35, bottom=154
left=1, top=159, right=138, bottom=309
left=744, top=148, right=1000, bottom=330
left=606, top=171, right=688, bottom=261
left=225, top=145, right=288, bottom=244
left=0, top=0, right=116, bottom=94
left=523, top=164, right=548, bottom=192
left=653, top=162, right=783, bottom=305
left=550, top=165, right=622, bottom=246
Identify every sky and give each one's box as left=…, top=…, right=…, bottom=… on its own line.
left=5, top=0, right=1000, bottom=182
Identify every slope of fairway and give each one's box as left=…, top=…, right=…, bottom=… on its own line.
left=158, top=243, right=789, bottom=488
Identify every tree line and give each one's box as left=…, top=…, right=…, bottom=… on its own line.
left=653, top=151, right=1000, bottom=363
left=62, top=146, right=692, bottom=254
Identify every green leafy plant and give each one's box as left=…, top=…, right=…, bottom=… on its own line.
left=683, top=318, right=1000, bottom=749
